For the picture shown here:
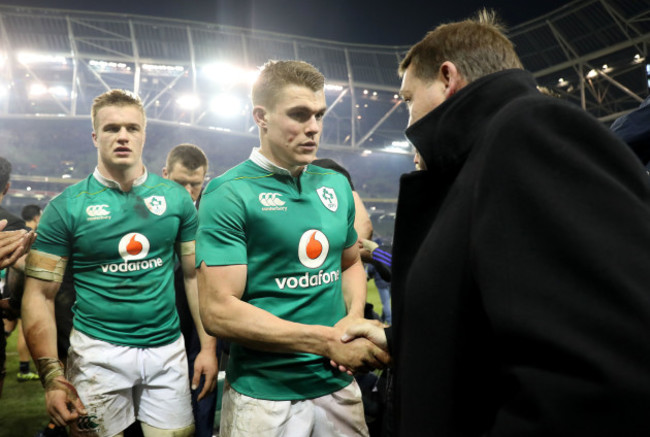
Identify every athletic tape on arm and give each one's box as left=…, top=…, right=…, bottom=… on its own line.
left=24, top=250, right=67, bottom=282
left=178, top=240, right=195, bottom=256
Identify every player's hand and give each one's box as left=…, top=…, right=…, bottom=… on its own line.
left=192, top=349, right=218, bottom=401
left=328, top=317, right=390, bottom=374
left=45, top=376, right=87, bottom=427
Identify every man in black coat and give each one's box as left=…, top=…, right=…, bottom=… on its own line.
left=341, top=9, right=650, bottom=437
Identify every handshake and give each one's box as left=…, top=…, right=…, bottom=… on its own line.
left=327, top=315, right=391, bottom=374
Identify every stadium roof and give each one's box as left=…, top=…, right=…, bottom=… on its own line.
left=0, top=0, right=649, bottom=153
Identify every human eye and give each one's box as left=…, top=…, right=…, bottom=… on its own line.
left=289, top=110, right=310, bottom=122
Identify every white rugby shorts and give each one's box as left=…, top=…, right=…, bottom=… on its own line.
left=67, top=329, right=193, bottom=437
left=220, top=379, right=369, bottom=437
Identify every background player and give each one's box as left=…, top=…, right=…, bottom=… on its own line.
left=21, top=89, right=217, bottom=437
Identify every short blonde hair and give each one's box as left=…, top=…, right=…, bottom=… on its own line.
left=91, top=89, right=145, bottom=131
left=252, top=60, right=325, bottom=109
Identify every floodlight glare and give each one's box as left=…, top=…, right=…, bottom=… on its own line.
left=324, top=84, right=343, bottom=92
left=28, top=82, right=48, bottom=97
left=586, top=69, right=598, bottom=79
left=176, top=94, right=201, bottom=110
left=391, top=141, right=410, bottom=149
left=49, top=86, right=69, bottom=98
left=210, top=94, right=243, bottom=117
left=203, top=63, right=259, bottom=86
left=18, top=52, right=67, bottom=65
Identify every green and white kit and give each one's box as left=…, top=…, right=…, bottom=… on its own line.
left=32, top=168, right=198, bottom=347
left=196, top=148, right=357, bottom=400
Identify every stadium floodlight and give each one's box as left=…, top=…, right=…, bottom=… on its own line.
left=324, top=84, right=343, bottom=92
left=143, top=64, right=184, bottom=76
left=18, top=52, right=67, bottom=66
left=176, top=94, right=201, bottom=110
left=203, top=62, right=259, bottom=86
left=586, top=69, right=598, bottom=79
left=49, top=86, right=69, bottom=98
left=210, top=93, right=243, bottom=117
left=28, top=82, right=48, bottom=97
left=391, top=140, right=410, bottom=149
left=89, top=60, right=132, bottom=73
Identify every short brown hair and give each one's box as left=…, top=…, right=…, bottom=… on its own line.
left=399, top=9, right=523, bottom=83
left=252, top=60, right=325, bottom=109
left=166, top=144, right=208, bottom=174
left=91, top=89, right=145, bottom=131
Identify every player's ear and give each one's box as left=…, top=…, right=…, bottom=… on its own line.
left=253, top=106, right=268, bottom=130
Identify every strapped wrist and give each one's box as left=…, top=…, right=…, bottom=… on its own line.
left=37, top=357, right=65, bottom=390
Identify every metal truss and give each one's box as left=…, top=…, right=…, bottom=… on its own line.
left=1, top=0, right=649, bottom=156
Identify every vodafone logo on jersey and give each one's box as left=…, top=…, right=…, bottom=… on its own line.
left=101, top=233, right=163, bottom=273
left=118, top=233, right=150, bottom=260
left=275, top=230, right=339, bottom=290
left=298, top=230, right=329, bottom=269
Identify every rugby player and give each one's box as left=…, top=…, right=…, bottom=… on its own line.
left=196, top=60, right=389, bottom=436
left=21, top=89, right=217, bottom=437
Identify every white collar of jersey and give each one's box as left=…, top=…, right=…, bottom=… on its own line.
left=249, top=147, right=306, bottom=176
left=93, top=167, right=148, bottom=189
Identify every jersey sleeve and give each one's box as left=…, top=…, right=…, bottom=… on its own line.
left=30, top=196, right=73, bottom=258
left=196, top=180, right=248, bottom=267
left=177, top=190, right=198, bottom=243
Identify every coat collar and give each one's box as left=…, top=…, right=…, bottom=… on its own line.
left=405, top=69, right=539, bottom=180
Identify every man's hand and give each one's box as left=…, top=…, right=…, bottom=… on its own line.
left=45, top=376, right=87, bottom=427
left=358, top=238, right=378, bottom=263
left=0, top=220, right=36, bottom=269
left=329, top=319, right=391, bottom=374
left=192, top=349, right=219, bottom=401
left=328, top=316, right=390, bottom=374
left=342, top=319, right=389, bottom=351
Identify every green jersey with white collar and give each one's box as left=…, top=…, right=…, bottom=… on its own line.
left=196, top=149, right=357, bottom=400
left=31, top=169, right=197, bottom=347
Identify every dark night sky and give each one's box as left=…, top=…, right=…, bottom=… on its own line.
left=1, top=0, right=573, bottom=45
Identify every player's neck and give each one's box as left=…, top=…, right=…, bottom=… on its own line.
left=97, top=162, right=145, bottom=192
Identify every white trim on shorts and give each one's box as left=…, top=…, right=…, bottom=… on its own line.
left=67, top=329, right=193, bottom=437
left=219, top=379, right=369, bottom=437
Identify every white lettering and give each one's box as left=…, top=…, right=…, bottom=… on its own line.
left=273, top=269, right=341, bottom=290
left=99, top=258, right=164, bottom=274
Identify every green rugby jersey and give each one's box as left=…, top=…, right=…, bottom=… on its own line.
left=32, top=169, right=197, bottom=347
left=196, top=149, right=357, bottom=400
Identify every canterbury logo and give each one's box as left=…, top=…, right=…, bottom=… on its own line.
left=259, top=193, right=285, bottom=207
left=86, top=204, right=110, bottom=217
left=77, top=415, right=100, bottom=431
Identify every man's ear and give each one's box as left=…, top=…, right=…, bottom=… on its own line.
left=162, top=167, right=168, bottom=179
left=2, top=181, right=9, bottom=196
left=439, top=61, right=467, bottom=99
left=253, top=106, right=267, bottom=130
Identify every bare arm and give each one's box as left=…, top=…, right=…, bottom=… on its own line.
left=22, top=254, right=87, bottom=427
left=180, top=252, right=218, bottom=401
left=340, top=242, right=367, bottom=318
left=352, top=191, right=373, bottom=240
left=197, top=262, right=388, bottom=371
